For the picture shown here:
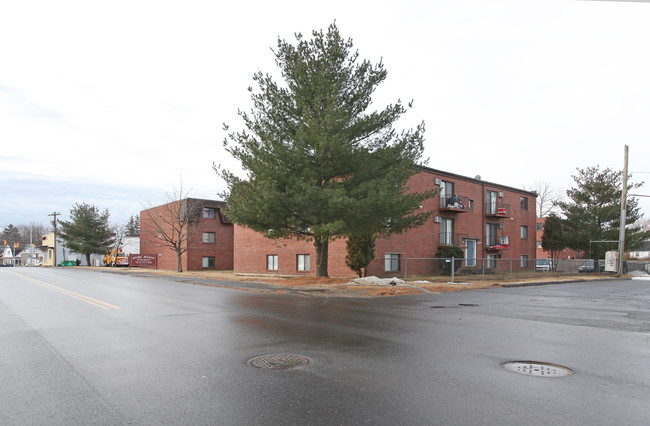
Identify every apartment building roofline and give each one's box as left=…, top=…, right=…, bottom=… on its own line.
left=421, top=166, right=537, bottom=197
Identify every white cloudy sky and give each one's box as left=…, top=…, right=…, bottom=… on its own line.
left=1, top=0, right=649, bottom=228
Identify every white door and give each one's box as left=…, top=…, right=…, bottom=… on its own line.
left=465, top=240, right=476, bottom=267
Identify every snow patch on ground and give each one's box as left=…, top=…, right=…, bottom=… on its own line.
left=630, top=271, right=650, bottom=280
left=349, top=276, right=406, bottom=286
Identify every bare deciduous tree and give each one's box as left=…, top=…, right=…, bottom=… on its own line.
left=142, top=184, right=201, bottom=272
left=526, top=181, right=563, bottom=218
left=108, top=222, right=128, bottom=265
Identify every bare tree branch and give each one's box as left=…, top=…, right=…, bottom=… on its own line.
left=526, top=181, right=563, bottom=218
left=142, top=182, right=202, bottom=272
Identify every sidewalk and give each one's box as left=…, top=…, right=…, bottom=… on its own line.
left=86, top=266, right=635, bottom=297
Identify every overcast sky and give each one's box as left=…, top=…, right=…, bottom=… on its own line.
left=2, top=0, right=649, bottom=229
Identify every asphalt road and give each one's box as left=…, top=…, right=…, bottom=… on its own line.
left=1, top=268, right=649, bottom=425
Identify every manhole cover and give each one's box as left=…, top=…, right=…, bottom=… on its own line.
left=248, top=354, right=311, bottom=370
left=502, top=361, right=574, bottom=377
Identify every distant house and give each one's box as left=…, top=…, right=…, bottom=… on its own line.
left=40, top=232, right=104, bottom=266
left=140, top=198, right=233, bottom=271
left=1, top=245, right=18, bottom=266
left=19, top=245, right=46, bottom=266
left=628, top=241, right=650, bottom=259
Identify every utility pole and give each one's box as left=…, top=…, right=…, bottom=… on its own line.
left=49, top=211, right=61, bottom=266
left=617, top=145, right=628, bottom=277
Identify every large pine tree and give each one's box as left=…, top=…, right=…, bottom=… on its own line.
left=559, top=165, right=649, bottom=262
left=219, top=23, right=433, bottom=277
left=59, top=203, right=114, bottom=266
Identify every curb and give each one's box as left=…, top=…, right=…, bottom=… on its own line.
left=501, top=277, right=628, bottom=288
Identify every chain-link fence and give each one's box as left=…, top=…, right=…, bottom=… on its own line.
left=366, top=257, right=650, bottom=282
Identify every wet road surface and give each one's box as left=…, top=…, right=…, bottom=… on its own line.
left=1, top=268, right=649, bottom=425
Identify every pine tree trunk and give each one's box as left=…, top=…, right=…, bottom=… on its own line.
left=314, top=236, right=329, bottom=277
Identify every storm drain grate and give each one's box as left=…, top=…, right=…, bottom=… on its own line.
left=502, top=361, right=574, bottom=377
left=248, top=354, right=311, bottom=370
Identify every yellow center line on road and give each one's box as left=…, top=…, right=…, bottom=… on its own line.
left=9, top=271, right=121, bottom=310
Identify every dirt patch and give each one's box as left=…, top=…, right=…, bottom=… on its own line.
left=88, top=267, right=623, bottom=297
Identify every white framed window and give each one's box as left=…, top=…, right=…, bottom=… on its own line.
left=487, top=254, right=497, bottom=269
left=202, top=232, right=215, bottom=243
left=203, top=207, right=217, bottom=219
left=385, top=253, right=401, bottom=272
left=521, top=225, right=528, bottom=240
left=520, top=255, right=529, bottom=268
left=202, top=257, right=215, bottom=268
left=297, top=254, right=310, bottom=271
left=486, top=190, right=498, bottom=214
left=267, top=254, right=278, bottom=271
left=440, top=180, right=455, bottom=207
left=440, top=218, right=454, bottom=245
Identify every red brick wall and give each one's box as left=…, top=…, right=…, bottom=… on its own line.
left=232, top=168, right=539, bottom=277
left=140, top=199, right=233, bottom=271
left=187, top=205, right=234, bottom=270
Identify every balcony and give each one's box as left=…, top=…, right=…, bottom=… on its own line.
left=439, top=194, right=470, bottom=213
left=485, top=202, right=510, bottom=218
left=486, top=235, right=510, bottom=251
left=439, top=232, right=468, bottom=247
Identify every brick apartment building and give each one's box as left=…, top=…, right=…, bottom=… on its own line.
left=140, top=198, right=233, bottom=271
left=233, top=167, right=538, bottom=277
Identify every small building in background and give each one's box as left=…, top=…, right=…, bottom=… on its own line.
left=140, top=198, right=233, bottom=271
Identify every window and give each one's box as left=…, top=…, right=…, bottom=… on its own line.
left=202, top=232, right=215, bottom=243
left=521, top=225, right=528, bottom=239
left=385, top=253, right=401, bottom=272
left=202, top=257, right=215, bottom=268
left=440, top=180, right=455, bottom=207
left=440, top=218, right=454, bottom=245
left=536, top=223, right=543, bottom=231
left=520, top=255, right=529, bottom=268
left=297, top=254, right=310, bottom=271
left=486, top=223, right=498, bottom=247
left=468, top=199, right=474, bottom=211
left=203, top=207, right=217, bottom=219
left=521, top=197, right=528, bottom=210
left=487, top=254, right=497, bottom=268
left=486, top=190, right=498, bottom=214
left=267, top=254, right=278, bottom=271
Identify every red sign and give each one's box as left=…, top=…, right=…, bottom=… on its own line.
left=129, top=254, right=158, bottom=269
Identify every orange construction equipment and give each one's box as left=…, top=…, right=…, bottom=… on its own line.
left=103, top=249, right=129, bottom=267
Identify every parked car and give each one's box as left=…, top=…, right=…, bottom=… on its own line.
left=578, top=260, right=605, bottom=273
left=535, top=259, right=550, bottom=272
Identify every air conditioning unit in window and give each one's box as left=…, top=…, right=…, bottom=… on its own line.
left=434, top=216, right=441, bottom=223
left=498, top=223, right=504, bottom=230
left=434, top=178, right=441, bottom=186
left=498, top=191, right=504, bottom=198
